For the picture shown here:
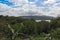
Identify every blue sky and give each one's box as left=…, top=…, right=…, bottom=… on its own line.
left=0, top=0, right=60, bottom=17
left=0, top=0, right=47, bottom=6
left=0, top=0, right=13, bottom=6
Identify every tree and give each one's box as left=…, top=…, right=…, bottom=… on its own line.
left=8, top=23, right=25, bottom=40
left=50, top=28, right=60, bottom=39
left=50, top=17, right=60, bottom=29
left=22, top=19, right=38, bottom=35
left=37, top=21, right=50, bottom=34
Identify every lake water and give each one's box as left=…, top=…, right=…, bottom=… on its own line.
left=36, top=20, right=51, bottom=22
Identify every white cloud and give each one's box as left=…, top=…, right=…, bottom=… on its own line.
left=8, top=0, right=29, bottom=6
left=49, top=5, right=60, bottom=17
left=0, top=3, right=11, bottom=12
left=0, top=0, right=60, bottom=17
left=44, top=0, right=56, bottom=4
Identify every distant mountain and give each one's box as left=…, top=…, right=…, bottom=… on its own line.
left=20, top=16, right=54, bottom=20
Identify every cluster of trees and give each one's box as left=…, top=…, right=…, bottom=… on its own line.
left=0, top=15, right=60, bottom=40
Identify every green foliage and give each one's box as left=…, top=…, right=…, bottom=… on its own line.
left=50, top=28, right=60, bottom=39
left=37, top=21, right=50, bottom=34
left=50, top=17, right=60, bottom=29
left=0, top=15, right=60, bottom=40
left=22, top=20, right=37, bottom=35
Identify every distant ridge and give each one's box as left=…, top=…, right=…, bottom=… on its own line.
left=20, top=16, right=54, bottom=20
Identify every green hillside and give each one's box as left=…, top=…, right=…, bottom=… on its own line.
left=0, top=15, right=60, bottom=40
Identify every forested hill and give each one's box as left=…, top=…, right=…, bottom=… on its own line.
left=0, top=15, right=60, bottom=40
left=20, top=16, right=54, bottom=20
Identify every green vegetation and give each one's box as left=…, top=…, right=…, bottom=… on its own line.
left=0, top=15, right=60, bottom=40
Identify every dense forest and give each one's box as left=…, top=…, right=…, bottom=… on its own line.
left=0, top=15, right=60, bottom=40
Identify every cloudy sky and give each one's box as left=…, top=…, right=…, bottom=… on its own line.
left=0, top=0, right=60, bottom=17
